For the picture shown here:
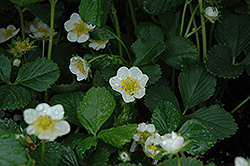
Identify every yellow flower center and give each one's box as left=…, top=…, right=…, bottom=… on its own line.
left=16, top=40, right=32, bottom=52
left=92, top=39, right=107, bottom=45
left=137, top=130, right=153, bottom=143
left=77, top=60, right=86, bottom=74
left=10, top=48, right=18, bottom=56
left=37, top=27, right=49, bottom=37
left=147, top=142, right=158, bottom=154
left=2, top=28, right=15, bottom=39
left=33, top=114, right=58, bottom=133
left=72, top=20, right=89, bottom=37
left=120, top=77, right=140, bottom=95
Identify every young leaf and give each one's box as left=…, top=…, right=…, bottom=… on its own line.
left=151, top=101, right=180, bottom=135
left=145, top=85, right=180, bottom=111
left=160, top=36, right=198, bottom=70
left=179, top=119, right=216, bottom=155
left=30, top=142, right=61, bottom=166
left=10, top=0, right=44, bottom=6
left=206, top=45, right=244, bottom=78
left=59, top=146, right=79, bottom=166
left=158, top=157, right=203, bottom=166
left=0, top=84, right=31, bottom=110
left=50, top=91, right=84, bottom=126
left=215, top=14, right=250, bottom=58
left=15, top=57, right=60, bottom=92
left=0, top=118, right=20, bottom=134
left=79, top=0, right=112, bottom=27
left=77, top=86, right=116, bottom=135
left=0, top=54, right=11, bottom=83
left=97, top=124, right=137, bottom=148
left=76, top=136, right=98, bottom=157
left=140, top=64, right=162, bottom=85
left=132, top=39, right=165, bottom=66
left=178, top=65, right=217, bottom=111
left=189, top=105, right=237, bottom=140
left=0, top=131, right=27, bottom=165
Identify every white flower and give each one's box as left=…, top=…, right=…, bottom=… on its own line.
left=160, top=131, right=184, bottom=153
left=88, top=39, right=109, bottom=51
left=69, top=56, right=89, bottom=81
left=109, top=66, right=149, bottom=103
left=133, top=123, right=155, bottom=142
left=64, top=13, right=95, bottom=43
left=235, top=157, right=250, bottom=166
left=205, top=7, right=219, bottom=23
left=0, top=25, right=20, bottom=43
left=29, top=20, right=57, bottom=39
left=144, top=133, right=161, bottom=158
left=118, top=151, right=131, bottom=162
left=13, top=59, right=21, bottom=67
left=23, top=103, right=70, bottom=141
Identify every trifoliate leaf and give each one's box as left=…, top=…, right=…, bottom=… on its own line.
left=77, top=86, right=116, bottom=135
left=140, top=64, right=162, bottom=85
left=98, top=124, right=137, bottom=148
left=15, top=57, right=60, bottom=92
left=151, top=101, right=180, bottom=134
left=178, top=65, right=217, bottom=111
left=0, top=85, right=31, bottom=110
left=76, top=136, right=98, bottom=157
left=189, top=105, right=237, bottom=140
left=0, top=131, right=27, bottom=165
left=0, top=54, right=11, bottom=83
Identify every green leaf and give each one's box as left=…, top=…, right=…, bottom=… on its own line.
left=137, top=0, right=185, bottom=15
left=189, top=105, right=237, bottom=140
left=90, top=26, right=115, bottom=40
left=0, top=84, right=31, bottom=110
left=0, top=118, right=20, bottom=134
left=62, top=133, right=88, bottom=149
left=140, top=64, right=162, bottom=85
left=145, top=85, right=180, bottom=111
left=79, top=0, right=112, bottom=27
left=0, top=54, right=11, bottom=83
left=30, top=142, right=61, bottom=166
left=158, top=157, right=203, bottom=166
left=151, top=101, right=180, bottom=135
left=206, top=45, right=244, bottom=78
left=84, top=54, right=111, bottom=71
left=0, top=131, right=27, bottom=165
left=98, top=124, right=137, bottom=148
left=137, top=25, right=164, bottom=41
left=10, top=0, right=44, bottom=6
left=25, top=2, right=64, bottom=27
left=50, top=91, right=84, bottom=126
left=178, top=65, right=217, bottom=111
left=179, top=119, right=216, bottom=155
left=132, top=39, right=165, bottom=66
left=160, top=36, right=198, bottom=70
left=76, top=136, right=98, bottom=157
left=87, top=148, right=109, bottom=166
left=15, top=57, right=60, bottom=92
left=77, top=86, right=116, bottom=135
left=101, top=64, right=122, bottom=82
left=215, top=14, right=250, bottom=58
left=59, top=146, right=79, bottom=166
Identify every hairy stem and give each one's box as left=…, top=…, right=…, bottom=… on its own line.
left=230, top=95, right=250, bottom=114
left=198, top=0, right=207, bottom=62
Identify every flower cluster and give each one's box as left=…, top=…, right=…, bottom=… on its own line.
left=109, top=66, right=149, bottom=103
left=23, top=103, right=70, bottom=141
left=131, top=123, right=186, bottom=159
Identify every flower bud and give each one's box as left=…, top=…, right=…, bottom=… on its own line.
left=160, top=131, right=184, bottom=153
left=13, top=59, right=21, bottom=67
left=205, top=7, right=219, bottom=23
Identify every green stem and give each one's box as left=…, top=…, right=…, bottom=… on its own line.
left=42, top=40, right=45, bottom=57
left=189, top=4, right=201, bottom=62
left=16, top=6, right=25, bottom=40
left=111, top=5, right=123, bottom=57
left=47, top=0, right=57, bottom=60
left=176, top=153, right=181, bottom=166
left=230, top=95, right=250, bottom=114
left=128, top=0, right=137, bottom=27
left=180, top=0, right=189, bottom=36
left=184, top=4, right=199, bottom=37
left=183, top=106, right=188, bottom=115
left=88, top=54, right=106, bottom=64
left=198, top=0, right=207, bottom=62
left=208, top=21, right=216, bottom=49
left=74, top=126, right=80, bottom=133
left=185, top=25, right=202, bottom=38
left=40, top=140, right=46, bottom=166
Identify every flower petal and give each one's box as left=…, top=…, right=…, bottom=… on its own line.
left=117, top=66, right=129, bottom=79
left=130, top=67, right=143, bottom=80
left=35, top=103, right=50, bottom=115
left=23, top=109, right=38, bottom=124
left=26, top=125, right=36, bottom=135
left=138, top=74, right=149, bottom=88
left=53, top=121, right=70, bottom=136
left=71, top=13, right=81, bottom=23
left=67, top=32, right=77, bottom=42
left=7, top=25, right=16, bottom=30
left=38, top=130, right=57, bottom=141
left=64, top=20, right=74, bottom=32
left=77, top=34, right=89, bottom=43
left=122, top=92, right=135, bottom=103
left=76, top=72, right=87, bottom=81
left=235, top=157, right=249, bottom=166
left=134, top=88, right=146, bottom=99
left=47, top=104, right=64, bottom=120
